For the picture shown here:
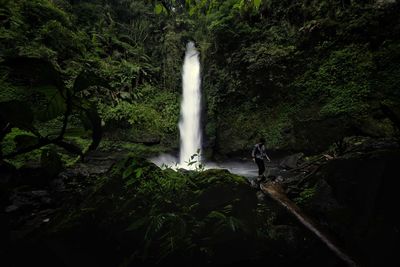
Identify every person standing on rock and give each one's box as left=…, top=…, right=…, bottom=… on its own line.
left=252, top=137, right=271, bottom=181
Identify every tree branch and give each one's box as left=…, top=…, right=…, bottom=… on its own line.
left=2, top=137, right=52, bottom=159
left=58, top=90, right=73, bottom=140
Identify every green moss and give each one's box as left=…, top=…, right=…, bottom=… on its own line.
left=262, top=104, right=295, bottom=148
left=21, top=0, right=72, bottom=28
left=98, top=139, right=167, bottom=157
left=1, top=128, right=42, bottom=168
left=0, top=82, right=29, bottom=103
left=296, top=45, right=374, bottom=118
left=217, top=102, right=295, bottom=153
left=193, top=168, right=248, bottom=186
left=98, top=87, right=180, bottom=145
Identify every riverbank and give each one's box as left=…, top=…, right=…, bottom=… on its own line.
left=2, top=136, right=398, bottom=266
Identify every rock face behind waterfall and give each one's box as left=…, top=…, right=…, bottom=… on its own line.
left=293, top=137, right=400, bottom=267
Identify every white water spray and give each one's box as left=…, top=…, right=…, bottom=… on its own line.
left=179, top=42, right=202, bottom=168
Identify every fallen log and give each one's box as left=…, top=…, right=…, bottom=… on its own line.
left=260, top=181, right=358, bottom=267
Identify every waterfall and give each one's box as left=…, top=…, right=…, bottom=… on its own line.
left=179, top=42, right=202, bottom=168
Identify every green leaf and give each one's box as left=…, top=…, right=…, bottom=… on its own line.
left=135, top=168, right=143, bottom=178
left=3, top=57, right=63, bottom=88
left=145, top=214, right=166, bottom=240
left=207, top=211, right=226, bottom=220
left=189, top=6, right=196, bottom=16
left=120, top=92, right=130, bottom=99
left=253, top=0, right=262, bottom=9
left=228, top=217, right=242, bottom=232
left=154, top=3, right=165, bottom=14
left=123, top=166, right=133, bottom=179
left=34, top=85, right=61, bottom=99
left=64, top=127, right=88, bottom=137
left=73, top=69, right=108, bottom=93
left=125, top=177, right=136, bottom=186
left=35, top=86, right=66, bottom=121
left=126, top=217, right=148, bottom=231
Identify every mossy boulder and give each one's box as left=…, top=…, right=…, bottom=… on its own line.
left=296, top=141, right=400, bottom=266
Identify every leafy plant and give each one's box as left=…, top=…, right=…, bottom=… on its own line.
left=0, top=57, right=104, bottom=162
left=122, top=160, right=144, bottom=187
left=109, top=156, right=260, bottom=265
left=294, top=186, right=317, bottom=207
left=185, top=149, right=204, bottom=171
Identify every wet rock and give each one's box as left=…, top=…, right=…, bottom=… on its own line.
left=341, top=136, right=399, bottom=155
left=5, top=204, right=19, bottom=213
left=0, top=160, right=15, bottom=182
left=41, top=197, right=52, bottom=205
left=279, top=153, right=304, bottom=169
left=194, top=169, right=257, bottom=218
left=285, top=185, right=302, bottom=198
left=256, top=190, right=265, bottom=201
left=265, top=166, right=282, bottom=177
left=10, top=192, right=36, bottom=209
left=7, top=190, right=53, bottom=212
left=49, top=178, right=65, bottom=192
left=302, top=179, right=340, bottom=214
left=300, top=145, right=400, bottom=266
left=249, top=179, right=259, bottom=189
left=292, top=116, right=355, bottom=153
left=30, top=190, right=48, bottom=197
left=270, top=225, right=302, bottom=247
left=58, top=168, right=90, bottom=182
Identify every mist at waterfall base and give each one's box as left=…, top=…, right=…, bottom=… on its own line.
left=149, top=42, right=257, bottom=177
left=150, top=153, right=259, bottom=178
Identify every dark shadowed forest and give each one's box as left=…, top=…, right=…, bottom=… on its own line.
left=1, top=0, right=399, bottom=266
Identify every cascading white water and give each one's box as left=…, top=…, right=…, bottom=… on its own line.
left=178, top=42, right=202, bottom=168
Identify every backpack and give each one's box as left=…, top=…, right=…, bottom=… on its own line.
left=253, top=143, right=264, bottom=157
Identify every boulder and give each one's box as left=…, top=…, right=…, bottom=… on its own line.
left=299, top=145, right=400, bottom=266
left=279, top=152, right=304, bottom=169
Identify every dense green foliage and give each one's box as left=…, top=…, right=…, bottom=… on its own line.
left=1, top=0, right=400, bottom=160
left=47, top=156, right=327, bottom=266
left=0, top=0, right=183, bottom=166
left=198, top=0, right=400, bottom=154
